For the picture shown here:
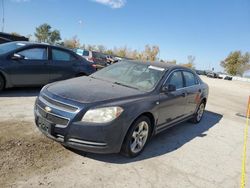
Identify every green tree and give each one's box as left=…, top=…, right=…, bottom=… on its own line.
left=105, top=50, right=114, bottom=55
left=34, top=23, right=61, bottom=44
left=220, top=51, right=250, bottom=76
left=49, top=30, right=61, bottom=44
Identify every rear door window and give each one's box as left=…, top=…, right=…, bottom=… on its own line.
left=52, top=49, right=76, bottom=61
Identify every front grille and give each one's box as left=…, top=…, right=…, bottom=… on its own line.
left=37, top=105, right=69, bottom=126
left=39, top=94, right=78, bottom=113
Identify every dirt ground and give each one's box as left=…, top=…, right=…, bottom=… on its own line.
left=0, top=76, right=249, bottom=188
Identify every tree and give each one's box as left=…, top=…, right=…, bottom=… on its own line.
left=86, top=44, right=97, bottom=51
left=97, top=45, right=106, bottom=53
left=142, top=45, right=160, bottom=61
left=167, top=60, right=177, bottom=64
left=105, top=50, right=114, bottom=55
left=116, top=47, right=127, bottom=58
left=49, top=30, right=61, bottom=44
left=34, top=23, right=61, bottom=44
left=180, top=55, right=195, bottom=68
left=10, top=32, right=21, bottom=36
left=220, top=51, right=250, bottom=76
left=187, top=55, right=195, bottom=65
left=63, top=36, right=80, bottom=49
left=181, top=63, right=195, bottom=68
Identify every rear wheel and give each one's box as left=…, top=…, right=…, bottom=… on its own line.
left=75, top=73, right=86, bottom=77
left=0, top=75, right=5, bottom=91
left=121, top=116, right=151, bottom=158
left=190, top=101, right=205, bottom=123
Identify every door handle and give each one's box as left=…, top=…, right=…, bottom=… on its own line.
left=198, top=89, right=202, bottom=93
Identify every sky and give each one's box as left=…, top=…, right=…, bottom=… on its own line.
left=1, top=0, right=250, bottom=71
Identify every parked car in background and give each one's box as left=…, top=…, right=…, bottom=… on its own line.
left=195, top=69, right=206, bottom=75
left=218, top=73, right=227, bottom=79
left=224, top=76, right=233, bottom=80
left=75, top=49, right=108, bottom=70
left=0, top=41, right=96, bottom=91
left=35, top=61, right=209, bottom=157
left=106, top=55, right=118, bottom=64
left=0, top=32, right=29, bottom=44
left=206, top=72, right=219, bottom=78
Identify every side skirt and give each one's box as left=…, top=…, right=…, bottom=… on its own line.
left=155, top=115, right=194, bottom=134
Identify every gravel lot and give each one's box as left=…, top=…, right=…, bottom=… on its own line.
left=0, top=76, right=249, bottom=188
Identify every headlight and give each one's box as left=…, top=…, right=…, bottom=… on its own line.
left=81, top=107, right=124, bottom=123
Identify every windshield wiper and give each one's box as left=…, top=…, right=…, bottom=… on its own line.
left=114, top=82, right=139, bottom=90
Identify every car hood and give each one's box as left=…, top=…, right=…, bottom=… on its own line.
left=46, top=76, right=144, bottom=104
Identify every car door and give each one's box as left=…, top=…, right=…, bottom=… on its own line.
left=8, top=46, right=49, bottom=86
left=157, top=70, right=188, bottom=128
left=182, top=70, right=201, bottom=115
left=48, top=48, right=78, bottom=82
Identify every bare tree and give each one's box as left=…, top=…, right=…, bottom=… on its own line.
left=63, top=36, right=80, bottom=49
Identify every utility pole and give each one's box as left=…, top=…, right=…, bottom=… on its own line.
left=1, top=0, right=4, bottom=32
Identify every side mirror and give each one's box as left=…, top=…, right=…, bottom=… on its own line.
left=162, top=84, right=176, bottom=93
left=11, top=53, right=25, bottom=60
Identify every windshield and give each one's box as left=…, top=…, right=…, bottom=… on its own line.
left=0, top=42, right=27, bottom=55
left=91, top=61, right=166, bottom=92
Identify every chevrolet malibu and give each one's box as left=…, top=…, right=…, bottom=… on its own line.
left=34, top=61, right=209, bottom=157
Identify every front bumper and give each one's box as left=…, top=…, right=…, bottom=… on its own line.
left=34, top=93, right=126, bottom=154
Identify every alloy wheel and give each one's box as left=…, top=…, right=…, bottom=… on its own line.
left=130, top=121, right=149, bottom=153
left=197, top=103, right=205, bottom=122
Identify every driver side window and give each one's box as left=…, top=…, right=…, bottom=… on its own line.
left=167, top=71, right=184, bottom=89
left=18, top=48, right=47, bottom=60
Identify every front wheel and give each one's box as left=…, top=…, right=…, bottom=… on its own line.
left=121, top=116, right=151, bottom=158
left=190, top=101, right=205, bottom=123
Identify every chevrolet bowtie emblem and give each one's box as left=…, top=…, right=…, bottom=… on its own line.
left=45, top=106, right=52, bottom=112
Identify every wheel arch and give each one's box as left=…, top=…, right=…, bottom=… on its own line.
left=124, top=111, right=156, bottom=141
left=0, top=70, right=7, bottom=89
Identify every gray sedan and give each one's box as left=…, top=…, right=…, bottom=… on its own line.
left=34, top=61, right=209, bottom=157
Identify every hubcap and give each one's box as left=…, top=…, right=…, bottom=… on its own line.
left=197, top=103, right=205, bottom=121
left=130, top=121, right=149, bottom=153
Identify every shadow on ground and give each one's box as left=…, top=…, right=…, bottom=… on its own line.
left=71, top=110, right=222, bottom=163
left=0, top=87, right=41, bottom=97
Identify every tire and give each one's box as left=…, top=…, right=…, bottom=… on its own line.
left=121, top=116, right=152, bottom=158
left=75, top=73, right=86, bottom=77
left=190, top=101, right=206, bottom=124
left=0, top=75, right=5, bottom=91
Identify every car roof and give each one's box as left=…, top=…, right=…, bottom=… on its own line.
left=12, top=41, right=70, bottom=51
left=126, top=60, right=192, bottom=70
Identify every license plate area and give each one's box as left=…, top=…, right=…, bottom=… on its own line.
left=38, top=117, right=53, bottom=135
